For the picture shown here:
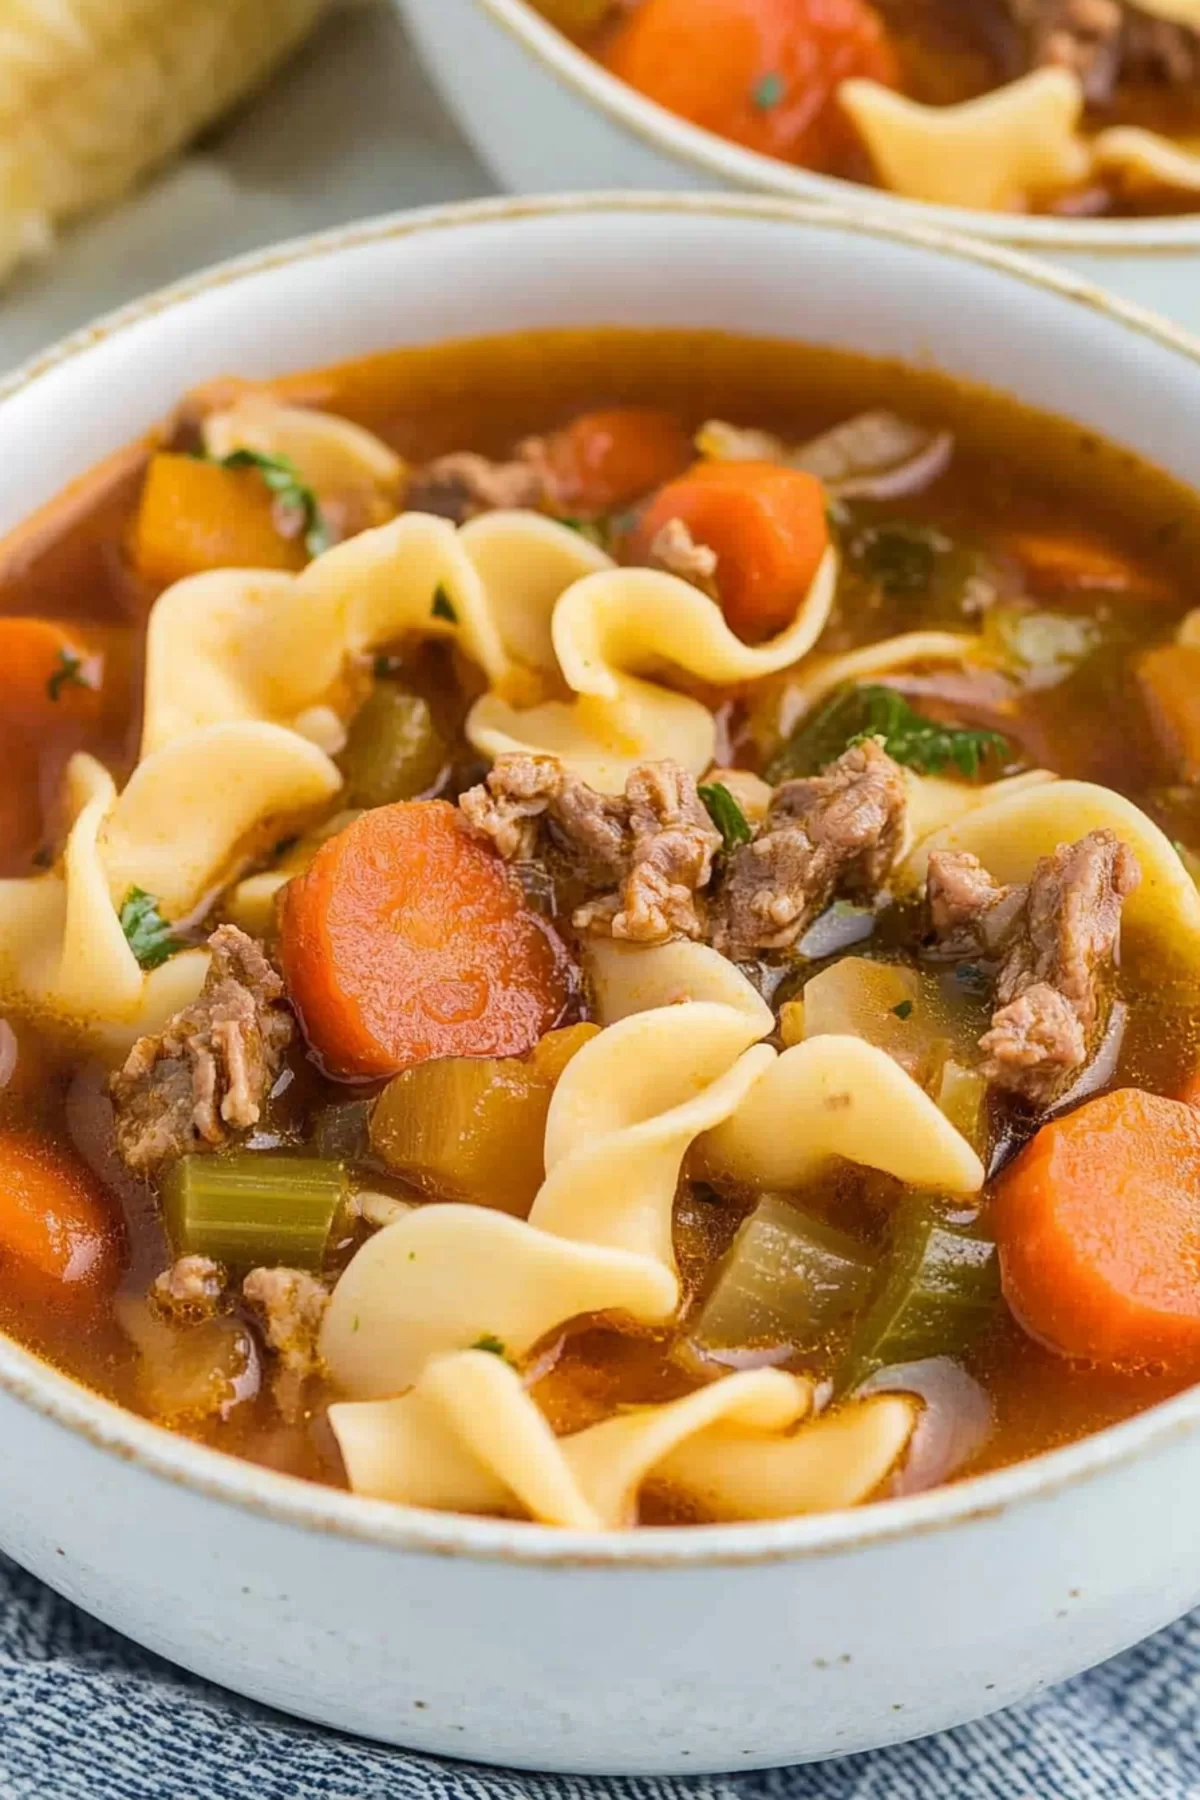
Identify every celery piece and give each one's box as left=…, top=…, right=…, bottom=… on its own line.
left=686, top=1194, right=875, bottom=1363
left=162, top=1152, right=347, bottom=1271
left=311, top=1099, right=373, bottom=1163
left=338, top=682, right=447, bottom=808
left=839, top=1194, right=1000, bottom=1391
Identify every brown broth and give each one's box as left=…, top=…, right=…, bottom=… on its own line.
left=2, top=325, right=1200, bottom=1511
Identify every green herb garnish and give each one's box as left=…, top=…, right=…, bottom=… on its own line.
left=210, top=448, right=331, bottom=559
left=954, top=961, right=991, bottom=998
left=699, top=782, right=753, bottom=853
left=560, top=515, right=611, bottom=551
left=853, top=523, right=946, bottom=597
left=431, top=584, right=458, bottom=623
left=892, top=999, right=914, bottom=1020
left=471, top=1334, right=508, bottom=1358
left=46, top=649, right=95, bottom=702
left=119, top=887, right=183, bottom=971
left=751, top=71, right=785, bottom=109
left=767, top=683, right=1007, bottom=783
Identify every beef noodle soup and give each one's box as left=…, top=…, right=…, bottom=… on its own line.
left=533, top=0, right=1200, bottom=216
left=3, top=326, right=1200, bottom=1531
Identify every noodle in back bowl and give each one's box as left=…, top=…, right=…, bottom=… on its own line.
left=3, top=194, right=1200, bottom=1774
left=394, top=0, right=1200, bottom=334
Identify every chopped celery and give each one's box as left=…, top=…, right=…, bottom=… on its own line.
left=311, top=1098, right=373, bottom=1163
left=839, top=1194, right=1000, bottom=1391
left=338, top=681, right=447, bottom=807
left=934, top=1060, right=988, bottom=1156
left=685, top=1194, right=875, bottom=1365
left=162, top=1152, right=347, bottom=1270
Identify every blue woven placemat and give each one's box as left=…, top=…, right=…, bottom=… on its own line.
left=0, top=1552, right=1196, bottom=1800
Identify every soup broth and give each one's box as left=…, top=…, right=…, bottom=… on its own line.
left=2, top=326, right=1200, bottom=1529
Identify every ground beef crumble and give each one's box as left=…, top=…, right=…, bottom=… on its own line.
left=405, top=449, right=547, bottom=523
left=150, top=1254, right=227, bottom=1322
left=461, top=754, right=722, bottom=945
left=927, top=828, right=1140, bottom=1103
left=110, top=925, right=293, bottom=1176
left=1005, top=0, right=1200, bottom=101
left=712, top=739, right=907, bottom=958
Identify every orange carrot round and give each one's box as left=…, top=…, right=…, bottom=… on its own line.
left=0, top=1130, right=123, bottom=1305
left=996, top=1089, right=1200, bottom=1370
left=279, top=801, right=576, bottom=1079
left=632, top=459, right=828, bottom=641
left=0, top=616, right=102, bottom=730
left=602, top=0, right=898, bottom=172
left=544, top=408, right=692, bottom=513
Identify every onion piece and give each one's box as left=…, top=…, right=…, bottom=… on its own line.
left=856, top=1356, right=992, bottom=1496
left=795, top=900, right=877, bottom=961
left=697, top=411, right=954, bottom=502
left=0, top=1020, right=16, bottom=1092
left=65, top=1061, right=166, bottom=1289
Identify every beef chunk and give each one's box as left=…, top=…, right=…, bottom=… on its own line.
left=460, top=754, right=721, bottom=944
left=648, top=518, right=720, bottom=597
left=1005, top=0, right=1199, bottom=102
left=242, top=1266, right=329, bottom=1380
left=927, top=829, right=1140, bottom=1103
left=111, top=925, right=293, bottom=1176
left=151, top=1254, right=227, bottom=1322
left=713, top=740, right=907, bottom=958
left=405, top=450, right=547, bottom=524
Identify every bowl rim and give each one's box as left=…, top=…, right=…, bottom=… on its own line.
left=452, top=0, right=1200, bottom=251
left=5, top=187, right=1200, bottom=1569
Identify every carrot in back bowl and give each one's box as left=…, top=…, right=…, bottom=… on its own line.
left=996, top=1088, right=1200, bottom=1372
left=542, top=408, right=693, bottom=514
left=279, top=800, right=577, bottom=1080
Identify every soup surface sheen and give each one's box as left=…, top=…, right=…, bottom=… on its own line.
left=3, top=326, right=1200, bottom=1532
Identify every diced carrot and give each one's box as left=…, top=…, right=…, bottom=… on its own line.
left=543, top=408, right=692, bottom=514
left=0, top=616, right=103, bottom=730
left=995, top=1089, right=1200, bottom=1370
left=601, top=0, right=898, bottom=172
left=278, top=801, right=576, bottom=1080
left=0, top=1130, right=123, bottom=1308
left=1137, top=643, right=1200, bottom=781
left=631, top=459, right=828, bottom=641
left=1002, top=528, right=1173, bottom=603
left=132, top=453, right=305, bottom=587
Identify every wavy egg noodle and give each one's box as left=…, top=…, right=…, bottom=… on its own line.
left=326, top=942, right=933, bottom=1524
left=202, top=399, right=406, bottom=497
left=0, top=728, right=336, bottom=1039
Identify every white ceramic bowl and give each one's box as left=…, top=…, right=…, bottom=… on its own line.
left=395, top=0, right=1200, bottom=333
left=3, top=193, right=1200, bottom=1777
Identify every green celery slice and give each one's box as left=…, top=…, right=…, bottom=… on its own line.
left=338, top=682, right=447, bottom=807
left=839, top=1193, right=1000, bottom=1391
left=685, top=1194, right=875, bottom=1364
left=162, top=1152, right=347, bottom=1270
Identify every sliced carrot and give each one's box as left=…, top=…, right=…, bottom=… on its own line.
left=279, top=801, right=576, bottom=1079
left=543, top=408, right=692, bottom=514
left=1137, top=643, right=1200, bottom=781
left=132, top=453, right=305, bottom=587
left=0, top=1130, right=123, bottom=1307
left=0, top=617, right=107, bottom=867
left=601, top=0, right=898, bottom=172
left=632, top=459, right=828, bottom=641
left=1001, top=528, right=1173, bottom=604
left=996, top=1089, right=1200, bottom=1370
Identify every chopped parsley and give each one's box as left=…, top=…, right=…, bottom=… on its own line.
left=431, top=584, right=458, bottom=623
left=767, top=683, right=1008, bottom=783
left=954, top=961, right=991, bottom=998
left=118, top=887, right=183, bottom=971
left=752, top=71, right=785, bottom=109
left=471, top=1334, right=508, bottom=1358
left=208, top=447, right=331, bottom=559
left=699, top=782, right=753, bottom=852
left=891, top=999, right=914, bottom=1020
left=46, top=648, right=95, bottom=702
left=853, top=523, right=946, bottom=597
left=559, top=515, right=611, bottom=551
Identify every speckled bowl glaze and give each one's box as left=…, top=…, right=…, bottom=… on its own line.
left=395, top=0, right=1200, bottom=334
left=1, top=194, right=1199, bottom=1777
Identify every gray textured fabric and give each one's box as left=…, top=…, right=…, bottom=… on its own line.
left=0, top=1555, right=1197, bottom=1799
